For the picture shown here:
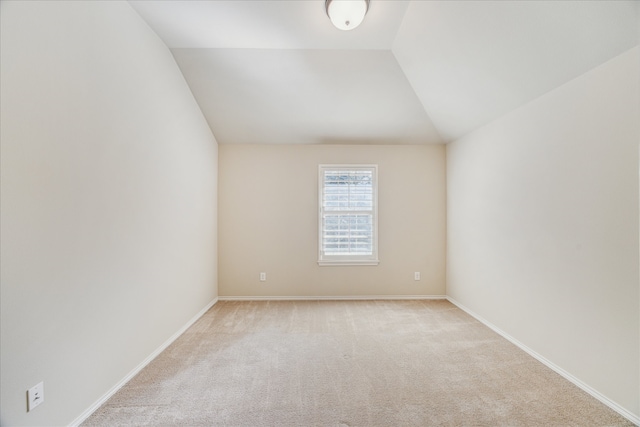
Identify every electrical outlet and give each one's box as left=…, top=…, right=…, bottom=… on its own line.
left=260, top=272, right=266, bottom=282
left=27, top=382, right=44, bottom=412
left=414, top=272, right=421, bottom=281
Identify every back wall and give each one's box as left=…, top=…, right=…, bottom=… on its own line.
left=218, top=144, right=446, bottom=298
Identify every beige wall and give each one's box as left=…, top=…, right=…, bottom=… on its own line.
left=447, top=47, right=639, bottom=419
left=219, top=144, right=446, bottom=297
left=0, top=1, right=218, bottom=425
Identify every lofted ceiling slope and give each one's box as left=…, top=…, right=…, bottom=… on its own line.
left=130, top=0, right=639, bottom=145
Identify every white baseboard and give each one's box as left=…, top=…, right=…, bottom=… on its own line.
left=446, top=296, right=640, bottom=426
left=218, top=295, right=447, bottom=301
left=69, top=298, right=218, bottom=427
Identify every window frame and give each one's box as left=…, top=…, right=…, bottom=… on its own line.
left=318, top=164, right=379, bottom=266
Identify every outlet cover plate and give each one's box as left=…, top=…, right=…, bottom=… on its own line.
left=27, top=382, right=44, bottom=412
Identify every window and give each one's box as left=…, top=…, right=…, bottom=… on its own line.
left=318, top=165, right=378, bottom=266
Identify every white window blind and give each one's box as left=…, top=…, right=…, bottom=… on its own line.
left=318, top=165, right=379, bottom=266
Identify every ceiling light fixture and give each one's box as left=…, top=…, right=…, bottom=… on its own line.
left=325, top=0, right=369, bottom=31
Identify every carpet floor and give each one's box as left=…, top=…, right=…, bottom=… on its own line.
left=83, top=300, right=634, bottom=426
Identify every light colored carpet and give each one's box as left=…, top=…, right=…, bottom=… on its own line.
left=83, top=300, right=634, bottom=426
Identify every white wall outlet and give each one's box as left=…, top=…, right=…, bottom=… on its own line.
left=260, top=272, right=266, bottom=282
left=414, top=272, right=421, bottom=281
left=27, top=382, right=44, bottom=412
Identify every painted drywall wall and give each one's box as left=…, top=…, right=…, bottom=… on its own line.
left=0, top=1, right=218, bottom=425
left=219, top=144, right=446, bottom=297
left=447, top=47, right=640, bottom=419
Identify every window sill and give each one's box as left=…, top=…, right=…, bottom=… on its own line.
left=318, top=260, right=380, bottom=267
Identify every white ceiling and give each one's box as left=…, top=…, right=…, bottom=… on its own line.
left=129, top=0, right=639, bottom=144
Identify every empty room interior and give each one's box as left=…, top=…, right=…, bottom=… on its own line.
left=1, top=0, right=639, bottom=425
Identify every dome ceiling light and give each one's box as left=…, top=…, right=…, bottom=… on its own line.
left=325, top=0, right=370, bottom=31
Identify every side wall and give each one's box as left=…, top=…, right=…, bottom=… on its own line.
left=0, top=2, right=218, bottom=425
left=447, top=47, right=639, bottom=419
left=219, top=144, right=446, bottom=298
